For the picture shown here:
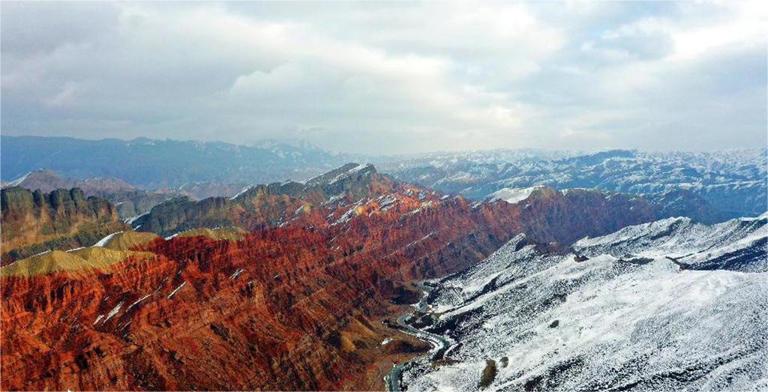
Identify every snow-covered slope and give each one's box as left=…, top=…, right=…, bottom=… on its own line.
left=400, top=215, right=768, bottom=391
left=385, top=149, right=767, bottom=222
left=575, top=214, right=768, bottom=272
left=487, top=186, right=542, bottom=204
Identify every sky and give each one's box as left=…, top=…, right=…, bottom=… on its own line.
left=1, top=1, right=766, bottom=155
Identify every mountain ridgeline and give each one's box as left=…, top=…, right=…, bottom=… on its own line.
left=131, top=163, right=393, bottom=236
left=5, top=136, right=764, bottom=224
left=385, top=148, right=767, bottom=222
left=130, top=164, right=659, bottom=243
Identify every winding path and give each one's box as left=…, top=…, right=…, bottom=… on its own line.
left=385, top=283, right=453, bottom=392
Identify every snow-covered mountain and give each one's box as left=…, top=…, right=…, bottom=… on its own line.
left=384, top=149, right=767, bottom=222
left=399, top=214, right=768, bottom=391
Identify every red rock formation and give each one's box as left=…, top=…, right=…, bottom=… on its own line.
left=1, top=184, right=657, bottom=390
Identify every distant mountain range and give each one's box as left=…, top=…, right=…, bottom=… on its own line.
left=5, top=137, right=765, bottom=225
left=1, top=136, right=350, bottom=189
left=385, top=149, right=767, bottom=222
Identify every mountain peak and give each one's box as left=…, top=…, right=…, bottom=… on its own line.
left=305, top=163, right=376, bottom=187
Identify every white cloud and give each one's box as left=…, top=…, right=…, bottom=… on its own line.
left=668, top=1, right=766, bottom=61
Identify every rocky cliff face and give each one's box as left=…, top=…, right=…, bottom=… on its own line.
left=101, top=190, right=177, bottom=219
left=1, top=169, right=181, bottom=219
left=0, top=165, right=660, bottom=390
left=513, top=187, right=658, bottom=245
left=1, top=187, right=127, bottom=263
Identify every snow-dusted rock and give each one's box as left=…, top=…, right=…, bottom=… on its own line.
left=487, top=186, right=543, bottom=204
left=402, top=215, right=768, bottom=391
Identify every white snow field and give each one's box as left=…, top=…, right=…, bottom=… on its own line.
left=401, top=215, right=768, bottom=391
left=488, top=186, right=543, bottom=204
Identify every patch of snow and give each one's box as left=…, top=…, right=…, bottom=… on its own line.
left=229, top=186, right=254, bottom=200
left=7, top=172, right=31, bottom=186
left=488, top=186, right=542, bottom=204
left=28, top=250, right=52, bottom=258
left=167, top=281, right=187, bottom=299
left=406, top=232, right=435, bottom=248
left=126, top=212, right=148, bottom=225
left=230, top=268, right=245, bottom=280
left=323, top=193, right=346, bottom=206
left=378, top=194, right=398, bottom=211
left=332, top=201, right=364, bottom=225
left=94, top=231, right=123, bottom=247
left=329, top=163, right=371, bottom=184
left=126, top=294, right=151, bottom=312
left=102, top=301, right=123, bottom=323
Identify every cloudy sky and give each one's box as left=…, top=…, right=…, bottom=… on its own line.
left=2, top=1, right=765, bottom=154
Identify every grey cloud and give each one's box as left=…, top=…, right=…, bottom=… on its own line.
left=1, top=1, right=764, bottom=154
left=1, top=2, right=119, bottom=55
